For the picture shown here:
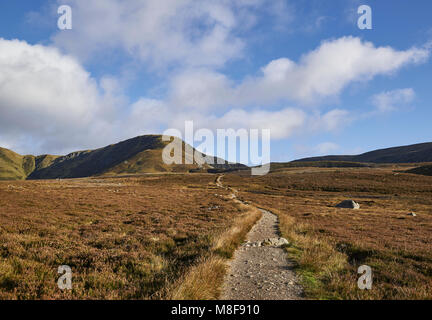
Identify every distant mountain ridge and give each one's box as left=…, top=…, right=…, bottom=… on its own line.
left=0, top=135, right=246, bottom=181
left=294, top=142, right=432, bottom=164
left=3, top=139, right=432, bottom=181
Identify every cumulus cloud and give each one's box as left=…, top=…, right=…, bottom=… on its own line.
left=314, top=109, right=351, bottom=132
left=0, top=38, right=315, bottom=155
left=127, top=98, right=170, bottom=135
left=169, top=69, right=233, bottom=110
left=371, top=88, right=415, bottom=113
left=128, top=99, right=347, bottom=141
left=0, top=38, right=120, bottom=154
left=51, top=0, right=284, bottom=69
left=167, top=37, right=429, bottom=110
left=210, top=108, right=306, bottom=139
left=239, top=37, right=429, bottom=105
left=128, top=98, right=306, bottom=140
left=0, top=33, right=429, bottom=156
left=210, top=108, right=348, bottom=140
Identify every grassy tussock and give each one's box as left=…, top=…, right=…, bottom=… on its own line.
left=166, top=255, right=226, bottom=300
left=166, top=204, right=262, bottom=300
left=276, top=212, right=347, bottom=299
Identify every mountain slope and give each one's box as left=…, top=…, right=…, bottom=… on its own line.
left=294, top=142, right=432, bottom=164
left=0, top=135, right=246, bottom=180
left=268, top=161, right=371, bottom=171
left=28, top=135, right=168, bottom=179
left=406, top=165, right=432, bottom=176
left=0, top=148, right=36, bottom=180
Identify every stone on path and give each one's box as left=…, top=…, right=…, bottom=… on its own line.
left=243, top=237, right=289, bottom=248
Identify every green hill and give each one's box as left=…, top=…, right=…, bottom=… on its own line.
left=0, top=135, right=246, bottom=180
left=0, top=148, right=34, bottom=180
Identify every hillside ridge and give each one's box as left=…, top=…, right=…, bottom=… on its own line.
left=0, top=135, right=246, bottom=180
left=294, top=142, right=432, bottom=164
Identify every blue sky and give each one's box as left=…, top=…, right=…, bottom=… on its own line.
left=0, top=0, right=431, bottom=163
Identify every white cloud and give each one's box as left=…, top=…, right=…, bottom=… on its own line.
left=166, top=37, right=429, bottom=110
left=49, top=0, right=298, bottom=71
left=127, top=98, right=169, bottom=135
left=51, top=0, right=274, bottom=69
left=128, top=100, right=347, bottom=141
left=317, top=109, right=351, bottom=132
left=0, top=36, right=310, bottom=155
left=169, top=69, right=233, bottom=110
left=127, top=98, right=307, bottom=140
left=293, top=109, right=351, bottom=137
left=0, top=34, right=429, bottom=156
left=371, top=88, right=415, bottom=113
left=241, top=37, right=429, bottom=105
left=0, top=38, right=120, bottom=155
left=211, top=108, right=306, bottom=139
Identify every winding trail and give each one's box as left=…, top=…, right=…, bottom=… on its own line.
left=217, top=175, right=304, bottom=300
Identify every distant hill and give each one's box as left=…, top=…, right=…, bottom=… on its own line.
left=405, top=165, right=432, bottom=176
left=268, top=161, right=372, bottom=171
left=0, top=135, right=246, bottom=180
left=294, top=142, right=432, bottom=164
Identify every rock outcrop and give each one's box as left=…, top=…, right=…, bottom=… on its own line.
left=336, top=200, right=360, bottom=210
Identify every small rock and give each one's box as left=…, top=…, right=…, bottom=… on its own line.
left=336, top=200, right=360, bottom=210
left=276, top=238, right=289, bottom=246
left=408, top=212, right=417, bottom=217
left=262, top=237, right=289, bottom=247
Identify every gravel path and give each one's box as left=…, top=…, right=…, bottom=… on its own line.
left=217, top=174, right=303, bottom=300
left=221, top=209, right=303, bottom=300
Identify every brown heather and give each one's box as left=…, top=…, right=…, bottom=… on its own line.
left=0, top=174, right=251, bottom=299
left=224, top=167, right=432, bottom=299
left=1, top=166, right=431, bottom=300
left=167, top=202, right=261, bottom=300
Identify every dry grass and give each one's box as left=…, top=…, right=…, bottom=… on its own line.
left=224, top=167, right=432, bottom=300
left=4, top=166, right=430, bottom=300
left=0, top=174, right=248, bottom=300
left=167, top=200, right=262, bottom=300
left=276, top=212, right=348, bottom=299
left=167, top=254, right=227, bottom=300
